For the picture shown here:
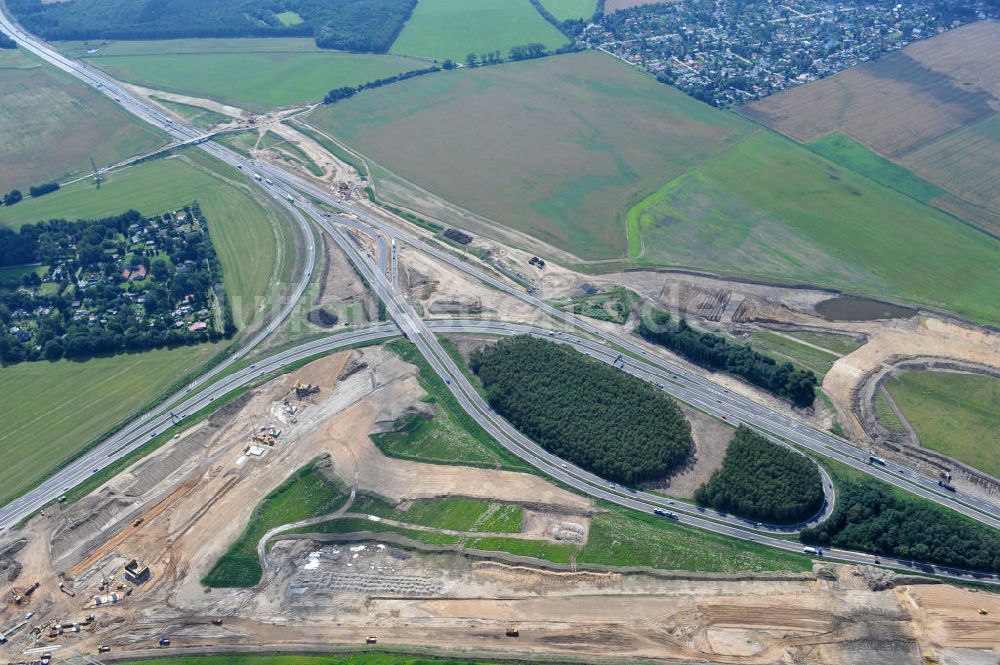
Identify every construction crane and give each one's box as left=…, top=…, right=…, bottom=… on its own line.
left=90, top=156, right=103, bottom=189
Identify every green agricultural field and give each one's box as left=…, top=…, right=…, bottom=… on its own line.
left=0, top=343, right=224, bottom=506
left=203, top=459, right=348, bottom=587
left=310, top=51, right=750, bottom=259
left=390, top=0, right=568, bottom=62
left=884, top=371, right=1000, bottom=479
left=0, top=154, right=290, bottom=323
left=750, top=331, right=840, bottom=378
left=60, top=39, right=429, bottom=112
left=807, top=132, right=945, bottom=203
left=630, top=131, right=1000, bottom=326
left=0, top=48, right=165, bottom=191
left=541, top=0, right=598, bottom=21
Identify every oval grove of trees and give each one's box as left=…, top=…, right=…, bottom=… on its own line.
left=469, top=335, right=693, bottom=485
left=694, top=426, right=824, bottom=524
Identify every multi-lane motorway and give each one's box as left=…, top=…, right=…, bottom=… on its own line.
left=1, top=8, right=998, bottom=585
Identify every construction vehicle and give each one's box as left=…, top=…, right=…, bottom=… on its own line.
left=158, top=637, right=171, bottom=647
left=293, top=379, right=319, bottom=398
left=251, top=431, right=277, bottom=446
left=938, top=480, right=956, bottom=492
left=868, top=454, right=887, bottom=466
left=10, top=588, right=22, bottom=604
left=133, top=517, right=144, bottom=527
left=505, top=626, right=520, bottom=638
left=40, top=652, right=51, bottom=665
left=211, top=618, right=223, bottom=626
left=979, top=608, right=989, bottom=615
left=24, top=581, right=40, bottom=596
left=98, top=646, right=111, bottom=654
left=365, top=636, right=377, bottom=645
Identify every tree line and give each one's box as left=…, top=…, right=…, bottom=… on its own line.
left=8, top=0, right=416, bottom=53
left=470, top=335, right=693, bottom=485
left=636, top=310, right=818, bottom=407
left=527, top=0, right=599, bottom=40
left=323, top=64, right=441, bottom=104
left=694, top=426, right=824, bottom=524
left=801, top=478, right=1000, bottom=574
left=3, top=181, right=59, bottom=207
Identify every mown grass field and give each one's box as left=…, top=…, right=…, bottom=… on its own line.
left=884, top=371, right=1000, bottom=479
left=0, top=48, right=165, bottom=191
left=540, top=0, right=597, bottom=21
left=0, top=154, right=286, bottom=318
left=0, top=343, right=224, bottom=506
left=629, top=131, right=1000, bottom=326
left=390, top=0, right=568, bottom=62
left=874, top=389, right=908, bottom=435
left=203, top=460, right=348, bottom=587
left=310, top=51, right=749, bottom=259
left=60, top=39, right=428, bottom=112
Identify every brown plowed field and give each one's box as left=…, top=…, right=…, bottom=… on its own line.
left=739, top=20, right=1000, bottom=158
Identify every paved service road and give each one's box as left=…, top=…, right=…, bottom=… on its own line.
left=1, top=9, right=997, bottom=585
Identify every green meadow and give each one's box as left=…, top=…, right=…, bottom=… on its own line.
left=540, top=0, right=598, bottom=21
left=390, top=0, right=568, bottom=62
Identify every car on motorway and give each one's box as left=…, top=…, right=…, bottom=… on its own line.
left=92, top=468, right=99, bottom=473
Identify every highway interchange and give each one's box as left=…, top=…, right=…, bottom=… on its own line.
left=1, top=8, right=999, bottom=586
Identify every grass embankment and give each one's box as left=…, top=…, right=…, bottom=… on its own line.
left=203, top=459, right=349, bottom=587
left=352, top=495, right=524, bottom=533
left=0, top=48, right=165, bottom=190
left=782, top=330, right=864, bottom=356
left=749, top=331, right=841, bottom=379
left=390, top=0, right=568, bottom=62
left=0, top=343, right=224, bottom=506
left=298, top=495, right=810, bottom=573
left=630, top=130, right=1000, bottom=326
left=557, top=287, right=638, bottom=324
left=373, top=340, right=533, bottom=472
left=874, top=390, right=908, bottom=435
left=61, top=39, right=429, bottom=112
left=152, top=97, right=233, bottom=129
left=118, top=651, right=528, bottom=665
left=883, top=371, right=1000, bottom=479
left=307, top=50, right=750, bottom=261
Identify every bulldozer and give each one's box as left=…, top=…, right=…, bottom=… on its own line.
left=293, top=378, right=319, bottom=398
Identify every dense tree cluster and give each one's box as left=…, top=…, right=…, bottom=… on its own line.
left=0, top=33, right=16, bottom=49
left=694, top=426, right=824, bottom=524
left=636, top=310, right=817, bottom=407
left=8, top=0, right=416, bottom=53
left=323, top=65, right=440, bottom=104
left=801, top=480, right=1000, bottom=574
left=28, top=181, right=59, bottom=198
left=0, top=206, right=234, bottom=365
left=470, top=336, right=693, bottom=484
left=2, top=189, right=23, bottom=207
